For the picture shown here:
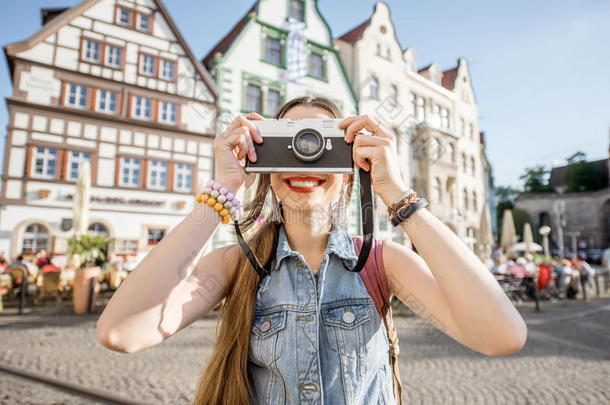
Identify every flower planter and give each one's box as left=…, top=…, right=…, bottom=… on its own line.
left=72, top=266, right=100, bottom=315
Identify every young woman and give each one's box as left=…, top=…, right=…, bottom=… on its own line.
left=97, top=97, right=527, bottom=404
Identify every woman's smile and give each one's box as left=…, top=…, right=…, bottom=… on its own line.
left=283, top=176, right=326, bottom=193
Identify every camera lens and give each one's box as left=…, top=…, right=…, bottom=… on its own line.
left=292, top=129, right=324, bottom=162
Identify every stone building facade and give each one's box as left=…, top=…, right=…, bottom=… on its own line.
left=515, top=153, right=610, bottom=251
left=0, top=0, right=217, bottom=262
left=335, top=2, right=493, bottom=256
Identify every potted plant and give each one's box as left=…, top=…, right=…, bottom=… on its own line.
left=66, top=234, right=111, bottom=315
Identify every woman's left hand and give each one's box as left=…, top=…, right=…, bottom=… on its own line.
left=339, top=115, right=407, bottom=206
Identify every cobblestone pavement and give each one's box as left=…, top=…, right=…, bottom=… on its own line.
left=0, top=293, right=609, bottom=404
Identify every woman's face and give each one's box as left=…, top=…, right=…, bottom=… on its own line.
left=270, top=104, right=348, bottom=212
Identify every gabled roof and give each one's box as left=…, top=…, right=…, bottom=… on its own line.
left=202, top=2, right=258, bottom=69
left=337, top=19, right=371, bottom=44
left=441, top=67, right=458, bottom=91
left=4, top=0, right=217, bottom=98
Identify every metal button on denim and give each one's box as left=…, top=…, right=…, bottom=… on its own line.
left=260, top=320, right=270, bottom=332
left=343, top=309, right=355, bottom=324
left=247, top=224, right=396, bottom=404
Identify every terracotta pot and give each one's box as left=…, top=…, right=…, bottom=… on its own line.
left=73, top=266, right=101, bottom=315
left=38, top=189, right=51, bottom=199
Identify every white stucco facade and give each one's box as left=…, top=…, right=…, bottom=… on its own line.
left=336, top=2, right=493, bottom=255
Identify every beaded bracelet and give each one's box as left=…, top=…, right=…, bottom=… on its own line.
left=195, top=180, right=242, bottom=224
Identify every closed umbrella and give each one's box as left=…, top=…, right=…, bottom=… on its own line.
left=72, top=161, right=91, bottom=236
left=523, top=222, right=534, bottom=254
left=500, top=209, right=517, bottom=253
left=477, top=205, right=494, bottom=259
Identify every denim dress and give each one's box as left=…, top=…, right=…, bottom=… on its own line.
left=247, top=224, right=396, bottom=404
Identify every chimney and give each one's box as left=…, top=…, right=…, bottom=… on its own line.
left=41, top=7, right=69, bottom=26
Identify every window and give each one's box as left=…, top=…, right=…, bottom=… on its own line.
left=289, top=0, right=305, bottom=21
left=266, top=89, right=281, bottom=116
left=66, top=151, right=92, bottom=181
left=105, top=46, right=122, bottom=68
left=22, top=223, right=49, bottom=254
left=460, top=118, right=465, bottom=136
left=174, top=164, right=193, bottom=192
left=88, top=223, right=109, bottom=236
left=160, top=60, right=175, bottom=80
left=440, top=108, right=449, bottom=129
left=159, top=101, right=178, bottom=125
left=264, top=37, right=283, bottom=65
left=120, top=157, right=141, bottom=187
left=369, top=76, right=379, bottom=99
left=83, top=40, right=101, bottom=63
left=469, top=123, right=474, bottom=139
left=147, top=228, right=165, bottom=245
left=132, top=96, right=152, bottom=120
left=32, top=147, right=57, bottom=179
left=388, top=84, right=397, bottom=106
left=137, top=14, right=151, bottom=32
left=432, top=177, right=442, bottom=203
left=118, top=8, right=131, bottom=26
left=470, top=157, right=476, bottom=176
left=462, top=153, right=467, bottom=172
left=147, top=160, right=167, bottom=190
left=463, top=188, right=469, bottom=211
left=449, top=184, right=455, bottom=207
left=448, top=143, right=455, bottom=162
left=430, top=137, right=440, bottom=161
left=245, top=84, right=262, bottom=114
left=140, top=54, right=156, bottom=76
left=96, top=90, right=118, bottom=114
left=431, top=104, right=440, bottom=127
left=409, top=92, right=416, bottom=115
left=386, top=47, right=391, bottom=59
left=65, top=84, right=88, bottom=109
left=416, top=96, right=425, bottom=120
left=472, top=191, right=478, bottom=210
left=376, top=44, right=382, bottom=56
left=308, top=52, right=325, bottom=79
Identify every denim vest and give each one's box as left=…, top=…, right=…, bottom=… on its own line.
left=247, top=225, right=396, bottom=404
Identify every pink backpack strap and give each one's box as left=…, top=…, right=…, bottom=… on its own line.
left=352, top=236, right=391, bottom=321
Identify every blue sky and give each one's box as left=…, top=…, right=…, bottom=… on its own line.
left=0, top=0, right=608, bottom=189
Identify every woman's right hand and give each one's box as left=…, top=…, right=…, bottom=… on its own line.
left=213, top=112, right=264, bottom=194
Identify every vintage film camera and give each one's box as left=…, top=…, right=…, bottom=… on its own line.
left=245, top=118, right=352, bottom=173
left=236, top=118, right=374, bottom=276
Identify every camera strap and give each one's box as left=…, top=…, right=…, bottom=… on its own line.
left=233, top=168, right=374, bottom=277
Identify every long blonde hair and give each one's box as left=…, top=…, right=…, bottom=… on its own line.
left=193, top=97, right=354, bottom=404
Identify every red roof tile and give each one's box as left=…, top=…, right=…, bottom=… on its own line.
left=337, top=19, right=370, bottom=44
left=202, top=2, right=258, bottom=69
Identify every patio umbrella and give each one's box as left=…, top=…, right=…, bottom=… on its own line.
left=476, top=205, right=494, bottom=259
left=72, top=160, right=91, bottom=236
left=522, top=222, right=535, bottom=253
left=500, top=209, right=517, bottom=253
left=510, top=241, right=543, bottom=252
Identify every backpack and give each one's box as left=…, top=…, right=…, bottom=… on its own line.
left=352, top=236, right=403, bottom=405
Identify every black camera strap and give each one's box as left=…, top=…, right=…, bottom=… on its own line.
left=234, top=168, right=374, bottom=277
